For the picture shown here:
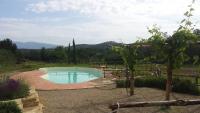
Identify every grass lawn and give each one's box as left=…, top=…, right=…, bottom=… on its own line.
left=0, top=61, right=91, bottom=75
left=1, top=62, right=200, bottom=84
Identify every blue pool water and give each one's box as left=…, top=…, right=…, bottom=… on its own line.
left=40, top=67, right=103, bottom=84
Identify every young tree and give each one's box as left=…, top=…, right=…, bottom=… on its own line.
left=113, top=44, right=140, bottom=96
left=72, top=39, right=77, bottom=64
left=147, top=1, right=197, bottom=100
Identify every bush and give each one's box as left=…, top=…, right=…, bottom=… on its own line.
left=172, top=78, right=200, bottom=95
left=116, top=76, right=200, bottom=95
left=116, top=79, right=129, bottom=88
left=0, top=101, right=22, bottom=113
left=135, top=77, right=166, bottom=90
left=0, top=79, right=29, bottom=101
left=0, top=49, right=16, bottom=65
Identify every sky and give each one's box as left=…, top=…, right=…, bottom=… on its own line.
left=0, top=0, right=200, bottom=45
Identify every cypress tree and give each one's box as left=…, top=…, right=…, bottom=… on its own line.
left=72, top=38, right=77, bottom=64
left=40, top=47, right=46, bottom=61
left=68, top=43, right=71, bottom=64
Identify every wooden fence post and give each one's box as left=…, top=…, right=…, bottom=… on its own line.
left=195, top=76, right=199, bottom=85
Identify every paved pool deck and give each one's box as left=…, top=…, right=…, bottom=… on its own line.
left=11, top=70, right=105, bottom=90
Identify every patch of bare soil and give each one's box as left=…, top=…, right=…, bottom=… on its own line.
left=38, top=84, right=200, bottom=113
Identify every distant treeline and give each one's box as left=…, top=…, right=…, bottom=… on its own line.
left=19, top=45, right=123, bottom=64
left=0, top=36, right=200, bottom=65
left=0, top=39, right=23, bottom=65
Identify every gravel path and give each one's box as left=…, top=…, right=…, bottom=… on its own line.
left=38, top=84, right=200, bottom=113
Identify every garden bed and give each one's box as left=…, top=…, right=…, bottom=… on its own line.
left=2, top=88, right=43, bottom=113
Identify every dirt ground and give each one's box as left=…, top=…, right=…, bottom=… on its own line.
left=38, top=84, right=200, bottom=113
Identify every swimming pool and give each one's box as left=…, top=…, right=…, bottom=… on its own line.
left=39, top=67, right=103, bottom=84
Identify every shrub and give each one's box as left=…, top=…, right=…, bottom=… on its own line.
left=0, top=49, right=16, bottom=65
left=0, top=79, right=29, bottom=101
left=172, top=78, right=200, bottom=95
left=116, top=79, right=129, bottom=88
left=0, top=101, right=22, bottom=113
left=116, top=76, right=200, bottom=95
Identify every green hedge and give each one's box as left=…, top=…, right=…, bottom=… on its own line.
left=116, top=76, right=200, bottom=95
left=0, top=79, right=29, bottom=101
left=0, top=101, right=22, bottom=113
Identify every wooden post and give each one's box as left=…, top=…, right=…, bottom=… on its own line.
left=103, top=68, right=105, bottom=78
left=109, top=99, right=200, bottom=110
left=100, top=65, right=106, bottom=78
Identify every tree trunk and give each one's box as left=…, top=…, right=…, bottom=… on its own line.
left=166, top=64, right=173, bottom=100
left=109, top=99, right=200, bottom=110
left=130, top=70, right=134, bottom=96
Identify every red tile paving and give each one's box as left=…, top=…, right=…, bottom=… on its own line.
left=11, top=70, right=97, bottom=90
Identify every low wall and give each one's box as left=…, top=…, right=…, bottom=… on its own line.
left=4, top=88, right=43, bottom=113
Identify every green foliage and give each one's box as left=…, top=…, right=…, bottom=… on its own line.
left=192, top=56, right=199, bottom=65
left=40, top=47, right=47, bottom=61
left=0, top=79, right=29, bottom=101
left=54, top=46, right=67, bottom=62
left=113, top=45, right=139, bottom=72
left=193, top=29, right=200, bottom=39
left=116, top=77, right=200, bottom=95
left=21, top=49, right=41, bottom=61
left=147, top=25, right=166, bottom=63
left=0, top=38, right=23, bottom=64
left=135, top=77, right=166, bottom=89
left=104, top=51, right=123, bottom=65
left=172, top=77, right=200, bottom=94
left=147, top=25, right=197, bottom=69
left=22, top=46, right=68, bottom=63
left=165, top=30, right=197, bottom=69
left=178, top=0, right=196, bottom=31
left=0, top=39, right=17, bottom=53
left=146, top=0, right=198, bottom=68
left=0, top=49, right=16, bottom=65
left=0, top=101, right=22, bottom=113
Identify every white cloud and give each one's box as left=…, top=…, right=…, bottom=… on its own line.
left=27, top=0, right=200, bottom=32
left=1, top=0, right=200, bottom=45
left=27, top=0, right=196, bottom=18
left=0, top=17, right=179, bottom=45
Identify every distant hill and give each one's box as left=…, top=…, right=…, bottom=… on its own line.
left=76, top=41, right=122, bottom=49
left=15, top=42, right=57, bottom=49
left=15, top=41, right=122, bottom=49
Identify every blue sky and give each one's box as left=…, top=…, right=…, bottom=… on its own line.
left=0, top=0, right=200, bottom=45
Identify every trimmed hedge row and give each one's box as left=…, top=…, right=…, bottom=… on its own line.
left=0, top=101, right=22, bottom=113
left=0, top=79, right=29, bottom=101
left=116, top=76, right=200, bottom=95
